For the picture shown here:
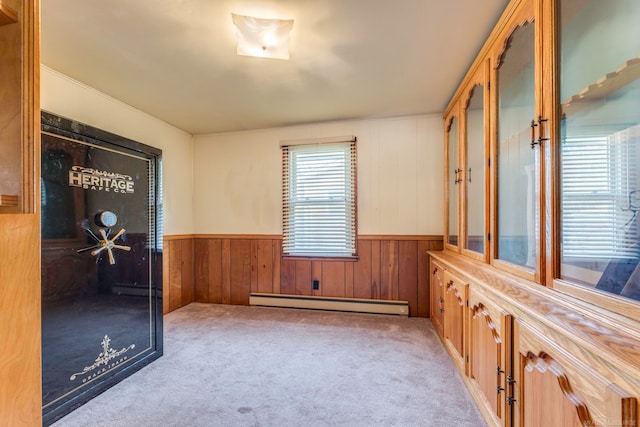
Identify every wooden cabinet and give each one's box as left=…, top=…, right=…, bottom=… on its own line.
left=429, top=252, right=639, bottom=427
left=436, top=0, right=640, bottom=423
left=444, top=0, right=542, bottom=280
left=467, top=286, right=512, bottom=427
left=444, top=0, right=640, bottom=314
left=0, top=0, right=40, bottom=424
left=513, top=319, right=636, bottom=427
left=442, top=270, right=467, bottom=372
left=430, top=260, right=445, bottom=337
left=0, top=0, right=37, bottom=213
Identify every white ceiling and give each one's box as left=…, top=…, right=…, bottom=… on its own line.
left=41, top=0, right=509, bottom=135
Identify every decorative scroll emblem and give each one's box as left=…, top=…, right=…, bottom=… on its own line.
left=69, top=166, right=134, bottom=193
left=70, top=335, right=136, bottom=382
left=78, top=228, right=131, bottom=265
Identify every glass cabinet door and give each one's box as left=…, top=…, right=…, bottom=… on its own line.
left=558, top=0, right=640, bottom=302
left=495, top=21, right=538, bottom=273
left=447, top=115, right=460, bottom=247
left=465, top=84, right=486, bottom=257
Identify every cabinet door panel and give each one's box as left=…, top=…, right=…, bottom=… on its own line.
left=468, top=288, right=512, bottom=426
left=447, top=115, right=460, bottom=248
left=558, top=0, right=640, bottom=306
left=490, top=0, right=541, bottom=281
left=513, top=319, right=637, bottom=427
left=464, top=82, right=487, bottom=259
left=430, top=260, right=444, bottom=338
left=443, top=271, right=467, bottom=372
left=471, top=305, right=500, bottom=415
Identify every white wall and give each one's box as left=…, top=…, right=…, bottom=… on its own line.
left=193, top=115, right=444, bottom=235
left=41, top=67, right=445, bottom=236
left=41, top=66, right=194, bottom=235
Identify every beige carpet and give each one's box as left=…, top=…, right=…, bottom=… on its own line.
left=53, top=303, right=486, bottom=427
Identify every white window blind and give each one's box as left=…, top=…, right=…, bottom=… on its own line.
left=282, top=139, right=357, bottom=257
left=561, top=127, right=639, bottom=259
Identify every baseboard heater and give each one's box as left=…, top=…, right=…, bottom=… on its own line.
left=249, top=293, right=409, bottom=316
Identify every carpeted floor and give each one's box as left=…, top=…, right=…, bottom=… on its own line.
left=52, top=303, right=486, bottom=427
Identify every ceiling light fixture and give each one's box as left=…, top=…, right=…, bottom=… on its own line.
left=231, top=13, right=294, bottom=60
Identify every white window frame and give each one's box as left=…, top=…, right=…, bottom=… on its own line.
left=281, top=136, right=357, bottom=258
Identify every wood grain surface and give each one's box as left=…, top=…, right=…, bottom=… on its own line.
left=0, top=0, right=40, bottom=423
left=163, top=235, right=443, bottom=317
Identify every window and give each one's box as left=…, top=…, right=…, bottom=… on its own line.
left=560, top=125, right=640, bottom=298
left=561, top=128, right=639, bottom=260
left=282, top=136, right=357, bottom=257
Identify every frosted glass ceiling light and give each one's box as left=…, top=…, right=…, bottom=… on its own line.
left=232, top=13, right=294, bottom=60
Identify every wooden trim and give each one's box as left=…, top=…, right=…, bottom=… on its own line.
left=444, top=113, right=451, bottom=249
left=489, top=49, right=498, bottom=267
left=482, top=58, right=491, bottom=265
left=553, top=279, right=640, bottom=325
left=23, top=0, right=39, bottom=214
left=443, top=0, right=524, bottom=118
left=533, top=0, right=546, bottom=286
left=0, top=2, right=17, bottom=26
left=163, top=234, right=197, bottom=241
left=460, top=87, right=469, bottom=258
left=491, top=258, right=536, bottom=283
left=173, top=234, right=443, bottom=241
left=491, top=0, right=535, bottom=71
left=193, top=234, right=281, bottom=240
left=0, top=194, right=18, bottom=206
left=542, top=0, right=560, bottom=288
left=359, top=235, right=442, bottom=241
left=444, top=107, right=461, bottom=251
left=462, top=249, right=484, bottom=262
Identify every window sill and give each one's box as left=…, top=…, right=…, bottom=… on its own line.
left=282, top=255, right=360, bottom=262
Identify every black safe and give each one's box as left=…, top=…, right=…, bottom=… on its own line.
left=40, top=111, right=163, bottom=425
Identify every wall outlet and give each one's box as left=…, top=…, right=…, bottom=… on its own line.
left=312, top=280, right=319, bottom=290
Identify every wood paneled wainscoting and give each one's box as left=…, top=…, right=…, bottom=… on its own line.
left=163, top=235, right=195, bottom=314
left=163, top=235, right=443, bottom=317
